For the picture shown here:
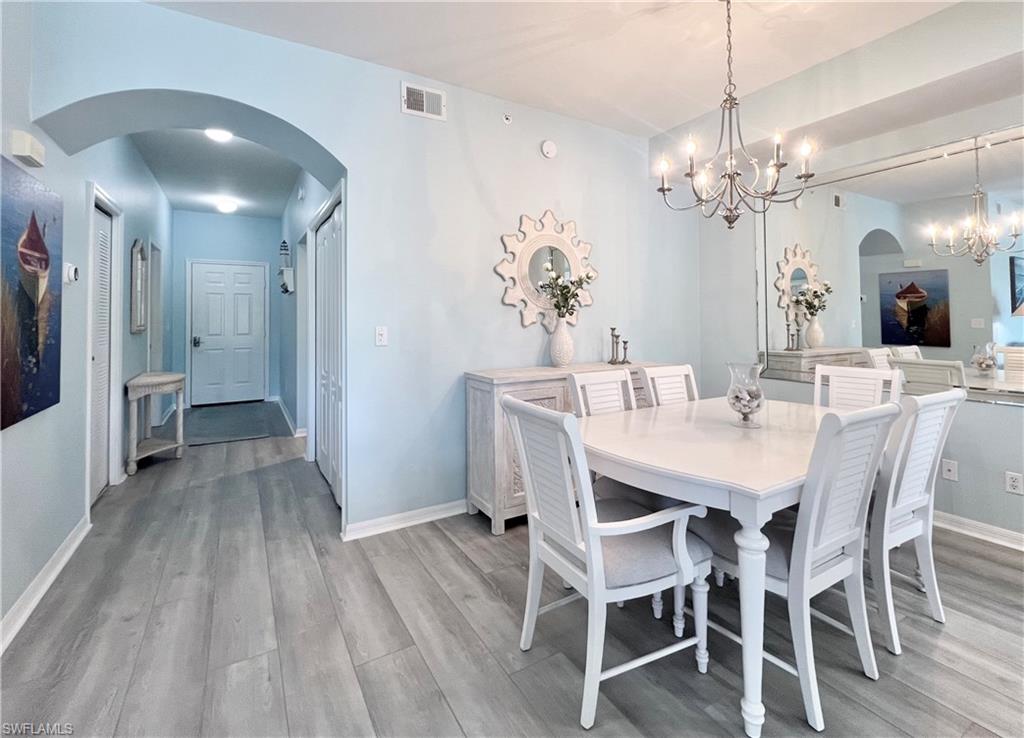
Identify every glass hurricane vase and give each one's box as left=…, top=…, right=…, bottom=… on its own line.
left=726, top=362, right=765, bottom=429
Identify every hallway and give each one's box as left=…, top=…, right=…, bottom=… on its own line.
left=2, top=437, right=1021, bottom=737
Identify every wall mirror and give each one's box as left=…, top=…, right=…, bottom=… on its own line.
left=773, top=244, right=820, bottom=329
left=755, top=125, right=1024, bottom=405
left=130, top=238, right=148, bottom=334
left=495, top=209, right=598, bottom=333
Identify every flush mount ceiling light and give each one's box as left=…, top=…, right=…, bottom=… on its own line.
left=215, top=197, right=239, bottom=214
left=656, top=0, right=816, bottom=230
left=927, top=137, right=1021, bottom=266
left=204, top=128, right=234, bottom=143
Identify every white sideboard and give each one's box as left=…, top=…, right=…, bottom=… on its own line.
left=761, top=347, right=868, bottom=382
left=465, top=362, right=660, bottom=535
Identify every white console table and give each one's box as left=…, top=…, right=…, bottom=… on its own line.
left=761, top=347, right=867, bottom=382
left=465, top=362, right=661, bottom=534
left=126, top=371, right=185, bottom=475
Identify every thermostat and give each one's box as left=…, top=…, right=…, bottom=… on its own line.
left=541, top=140, right=558, bottom=159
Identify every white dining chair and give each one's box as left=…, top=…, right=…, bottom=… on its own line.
left=890, top=358, right=966, bottom=395
left=501, top=396, right=712, bottom=729
left=689, top=402, right=901, bottom=732
left=813, top=364, right=901, bottom=411
left=891, top=345, right=923, bottom=360
left=639, top=364, right=700, bottom=406
left=995, top=345, right=1024, bottom=381
left=863, top=348, right=893, bottom=370
left=869, top=389, right=966, bottom=655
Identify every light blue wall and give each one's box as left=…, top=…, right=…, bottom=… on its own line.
left=170, top=210, right=285, bottom=401
left=1, top=3, right=172, bottom=616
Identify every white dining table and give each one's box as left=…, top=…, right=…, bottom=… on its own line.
left=579, top=397, right=830, bottom=738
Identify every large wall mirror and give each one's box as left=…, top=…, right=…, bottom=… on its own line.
left=756, top=126, right=1024, bottom=404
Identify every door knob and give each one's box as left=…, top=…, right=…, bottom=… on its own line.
left=192, top=336, right=201, bottom=348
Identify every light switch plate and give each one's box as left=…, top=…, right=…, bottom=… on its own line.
left=941, top=459, right=958, bottom=482
left=970, top=318, right=985, bottom=329
left=375, top=326, right=388, bottom=347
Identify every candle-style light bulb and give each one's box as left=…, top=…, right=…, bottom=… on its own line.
left=658, top=158, right=670, bottom=191
left=1010, top=212, right=1021, bottom=236
left=685, top=137, right=696, bottom=174
left=946, top=226, right=955, bottom=246
left=773, top=131, right=783, bottom=164
left=799, top=139, right=812, bottom=175
left=927, top=224, right=937, bottom=244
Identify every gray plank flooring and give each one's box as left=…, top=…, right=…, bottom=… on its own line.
left=2, top=434, right=1022, bottom=737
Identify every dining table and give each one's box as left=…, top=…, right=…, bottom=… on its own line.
left=578, top=396, right=831, bottom=738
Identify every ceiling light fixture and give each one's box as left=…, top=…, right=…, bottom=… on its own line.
left=928, top=138, right=1020, bottom=265
left=215, top=197, right=239, bottom=214
left=656, top=0, right=815, bottom=229
left=204, top=128, right=234, bottom=143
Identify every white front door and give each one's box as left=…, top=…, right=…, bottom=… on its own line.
left=89, top=207, right=113, bottom=502
left=315, top=203, right=343, bottom=504
left=190, top=261, right=267, bottom=405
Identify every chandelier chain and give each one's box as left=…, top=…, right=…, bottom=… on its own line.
left=724, top=0, right=736, bottom=97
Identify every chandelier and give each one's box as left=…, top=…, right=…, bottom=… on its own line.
left=928, top=138, right=1021, bottom=265
left=656, top=0, right=815, bottom=229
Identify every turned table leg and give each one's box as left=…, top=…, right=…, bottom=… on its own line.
left=175, top=387, right=185, bottom=458
left=127, top=397, right=139, bottom=475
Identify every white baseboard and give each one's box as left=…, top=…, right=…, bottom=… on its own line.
left=933, top=511, right=1024, bottom=551
left=270, top=396, right=305, bottom=438
left=341, top=500, right=465, bottom=542
left=1, top=516, right=92, bottom=654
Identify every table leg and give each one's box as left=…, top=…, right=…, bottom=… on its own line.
left=735, top=523, right=770, bottom=738
left=144, top=394, right=154, bottom=440
left=127, top=398, right=139, bottom=475
left=175, top=388, right=185, bottom=458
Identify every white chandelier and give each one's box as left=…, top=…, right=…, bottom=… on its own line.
left=656, top=0, right=815, bottom=229
left=928, top=138, right=1021, bottom=266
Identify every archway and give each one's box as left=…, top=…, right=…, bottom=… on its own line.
left=858, top=227, right=903, bottom=257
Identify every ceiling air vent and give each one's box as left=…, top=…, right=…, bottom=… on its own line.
left=401, top=82, right=447, bottom=121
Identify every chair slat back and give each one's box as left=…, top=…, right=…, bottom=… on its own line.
left=891, top=345, right=923, bottom=360
left=501, top=396, right=592, bottom=557
left=814, top=365, right=901, bottom=412
left=793, top=403, right=900, bottom=575
left=569, top=369, right=636, bottom=417
left=996, top=345, right=1024, bottom=381
left=876, top=390, right=965, bottom=524
left=891, top=358, right=966, bottom=394
left=864, top=348, right=893, bottom=370
left=639, top=364, right=700, bottom=406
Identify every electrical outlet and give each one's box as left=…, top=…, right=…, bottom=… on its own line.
left=374, top=326, right=388, bottom=347
left=941, top=459, right=958, bottom=482
left=1006, top=472, right=1023, bottom=496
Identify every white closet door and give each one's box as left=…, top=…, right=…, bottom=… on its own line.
left=315, top=202, right=344, bottom=506
left=90, top=207, right=113, bottom=502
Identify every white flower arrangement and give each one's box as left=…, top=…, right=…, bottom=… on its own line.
left=538, top=263, right=595, bottom=318
left=791, top=280, right=833, bottom=317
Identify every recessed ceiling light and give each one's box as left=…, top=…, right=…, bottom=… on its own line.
left=205, top=128, right=233, bottom=143
left=215, top=197, right=238, bottom=214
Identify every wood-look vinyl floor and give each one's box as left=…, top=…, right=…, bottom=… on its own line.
left=2, top=436, right=1021, bottom=737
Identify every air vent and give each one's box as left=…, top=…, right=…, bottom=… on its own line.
left=401, top=82, right=447, bottom=121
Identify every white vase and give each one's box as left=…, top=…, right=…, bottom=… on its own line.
left=805, top=316, right=825, bottom=348
left=550, top=317, right=574, bottom=367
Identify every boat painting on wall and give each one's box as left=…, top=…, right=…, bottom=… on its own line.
left=1, top=156, right=63, bottom=430
left=878, top=269, right=950, bottom=347
left=1011, top=256, right=1024, bottom=317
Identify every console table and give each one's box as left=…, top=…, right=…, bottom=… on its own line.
left=465, top=362, right=661, bottom=534
left=761, top=347, right=868, bottom=382
left=126, top=371, right=185, bottom=475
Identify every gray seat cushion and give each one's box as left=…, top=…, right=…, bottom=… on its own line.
left=688, top=509, right=795, bottom=580
left=593, top=477, right=679, bottom=511
left=595, top=498, right=712, bottom=589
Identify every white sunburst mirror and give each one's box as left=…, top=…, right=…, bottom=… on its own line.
left=773, top=243, right=821, bottom=328
left=495, top=210, right=598, bottom=333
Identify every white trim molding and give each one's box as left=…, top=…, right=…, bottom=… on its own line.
left=270, top=396, right=306, bottom=438
left=1, top=517, right=92, bottom=654
left=341, top=500, right=465, bottom=542
left=933, top=511, right=1024, bottom=552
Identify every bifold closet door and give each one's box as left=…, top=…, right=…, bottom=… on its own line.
left=315, top=202, right=344, bottom=506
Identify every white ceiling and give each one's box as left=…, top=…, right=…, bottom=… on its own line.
left=131, top=129, right=302, bottom=218
left=160, top=1, right=953, bottom=136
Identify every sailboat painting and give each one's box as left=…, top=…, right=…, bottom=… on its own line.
left=1011, top=257, right=1024, bottom=318
left=2, top=156, right=63, bottom=430
left=879, top=269, right=950, bottom=347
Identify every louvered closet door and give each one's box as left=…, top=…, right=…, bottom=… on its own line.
left=314, top=202, right=344, bottom=506
left=90, top=208, right=113, bottom=502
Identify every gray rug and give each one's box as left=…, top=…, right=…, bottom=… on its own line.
left=171, top=401, right=291, bottom=446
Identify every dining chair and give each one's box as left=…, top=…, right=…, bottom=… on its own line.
left=995, top=345, right=1024, bottom=381
left=689, top=402, right=901, bottom=732
left=890, top=358, right=966, bottom=395
left=869, top=389, right=966, bottom=655
left=813, top=364, right=901, bottom=411
left=863, top=348, right=893, bottom=370
left=891, top=345, right=923, bottom=360
left=501, top=395, right=712, bottom=729
left=639, top=364, right=700, bottom=406
left=568, top=369, right=682, bottom=628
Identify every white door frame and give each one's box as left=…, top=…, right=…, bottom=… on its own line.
left=305, top=179, right=347, bottom=532
left=147, top=241, right=163, bottom=373
left=83, top=182, right=126, bottom=507
left=184, top=259, right=270, bottom=408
